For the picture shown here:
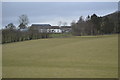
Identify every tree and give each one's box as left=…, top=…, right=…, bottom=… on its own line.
left=86, top=15, right=90, bottom=21
left=71, top=16, right=86, bottom=36
left=77, top=16, right=86, bottom=35
left=6, top=23, right=16, bottom=29
left=101, top=16, right=114, bottom=34
left=85, top=15, right=93, bottom=35
left=71, top=20, right=77, bottom=35
left=91, top=14, right=101, bottom=35
left=18, top=23, right=26, bottom=29
left=58, top=21, right=62, bottom=27
left=63, top=22, right=67, bottom=27
left=118, top=12, right=120, bottom=33
left=18, top=14, right=29, bottom=29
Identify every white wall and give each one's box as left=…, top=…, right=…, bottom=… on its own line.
left=39, top=29, right=62, bottom=33
left=48, top=29, right=62, bottom=33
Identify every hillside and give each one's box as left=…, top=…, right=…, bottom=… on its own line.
left=2, top=35, right=118, bottom=78
left=103, top=11, right=120, bottom=33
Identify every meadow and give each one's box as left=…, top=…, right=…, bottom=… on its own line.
left=2, top=35, right=118, bottom=78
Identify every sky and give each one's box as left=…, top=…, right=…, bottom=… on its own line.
left=2, top=2, right=118, bottom=28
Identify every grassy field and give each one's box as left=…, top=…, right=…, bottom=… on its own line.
left=49, top=33, right=73, bottom=38
left=2, top=35, right=118, bottom=78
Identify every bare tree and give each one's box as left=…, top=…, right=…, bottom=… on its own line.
left=63, top=22, right=67, bottom=27
left=6, top=23, right=16, bottom=29
left=18, top=14, right=29, bottom=29
left=58, top=21, right=62, bottom=27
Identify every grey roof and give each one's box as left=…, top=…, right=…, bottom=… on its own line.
left=61, top=26, right=71, bottom=28
left=50, top=26, right=60, bottom=29
left=31, top=24, right=71, bottom=29
left=31, top=24, right=51, bottom=26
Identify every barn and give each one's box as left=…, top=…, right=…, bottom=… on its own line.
left=30, top=24, right=62, bottom=33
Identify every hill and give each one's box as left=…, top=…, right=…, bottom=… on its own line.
left=103, top=11, right=120, bottom=33
left=2, top=35, right=118, bottom=78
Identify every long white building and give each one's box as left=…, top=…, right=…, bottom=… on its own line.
left=30, top=24, right=71, bottom=33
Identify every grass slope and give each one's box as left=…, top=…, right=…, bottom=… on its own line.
left=2, top=35, right=118, bottom=78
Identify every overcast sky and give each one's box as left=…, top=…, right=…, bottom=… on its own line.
left=2, top=2, right=118, bottom=27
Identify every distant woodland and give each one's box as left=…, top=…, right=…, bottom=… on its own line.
left=1, top=11, right=120, bottom=44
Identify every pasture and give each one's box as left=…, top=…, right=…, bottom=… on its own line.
left=2, top=35, right=118, bottom=78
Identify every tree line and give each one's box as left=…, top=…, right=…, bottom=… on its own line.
left=2, top=12, right=120, bottom=44
left=2, top=27, right=50, bottom=44
left=71, top=13, right=119, bottom=36
left=2, top=14, right=50, bottom=44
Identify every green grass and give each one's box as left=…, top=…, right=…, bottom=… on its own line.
left=49, top=33, right=73, bottom=38
left=2, top=35, right=118, bottom=78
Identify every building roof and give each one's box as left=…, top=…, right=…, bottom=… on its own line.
left=50, top=26, right=60, bottom=29
left=30, top=24, right=71, bottom=29
left=31, top=24, right=51, bottom=26
left=61, top=26, right=71, bottom=28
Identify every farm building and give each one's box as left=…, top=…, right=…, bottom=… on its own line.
left=30, top=24, right=71, bottom=33
left=61, top=26, right=72, bottom=33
